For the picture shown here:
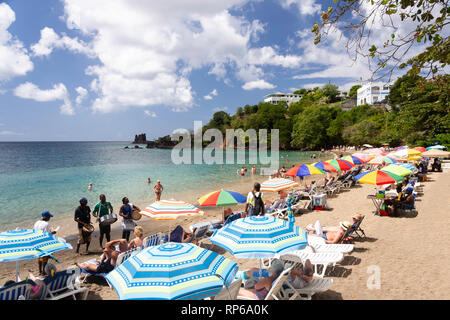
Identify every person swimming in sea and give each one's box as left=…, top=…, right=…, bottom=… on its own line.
left=88, top=182, right=93, bottom=191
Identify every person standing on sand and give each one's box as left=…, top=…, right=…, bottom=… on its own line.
left=251, top=165, right=256, bottom=175
left=153, top=180, right=163, bottom=201
left=119, top=197, right=141, bottom=242
left=33, top=211, right=57, bottom=275
left=92, top=194, right=113, bottom=249
left=245, top=182, right=265, bottom=217
left=74, top=197, right=92, bottom=255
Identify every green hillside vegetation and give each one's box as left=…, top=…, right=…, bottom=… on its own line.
left=202, top=74, right=449, bottom=150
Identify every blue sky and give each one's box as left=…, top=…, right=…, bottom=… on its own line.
left=0, top=0, right=382, bottom=141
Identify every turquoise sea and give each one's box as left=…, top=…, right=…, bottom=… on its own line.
left=0, top=141, right=325, bottom=231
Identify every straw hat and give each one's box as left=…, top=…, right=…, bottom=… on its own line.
left=339, top=221, right=351, bottom=230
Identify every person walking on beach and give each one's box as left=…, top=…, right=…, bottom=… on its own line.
left=153, top=180, right=163, bottom=201
left=92, top=194, right=113, bottom=249
left=74, top=198, right=92, bottom=255
left=251, top=165, right=256, bottom=175
left=33, top=211, right=57, bottom=275
left=119, top=197, right=141, bottom=242
left=245, top=182, right=265, bottom=217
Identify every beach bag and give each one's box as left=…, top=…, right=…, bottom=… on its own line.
left=251, top=192, right=264, bottom=216
left=379, top=203, right=389, bottom=216
left=122, top=219, right=137, bottom=231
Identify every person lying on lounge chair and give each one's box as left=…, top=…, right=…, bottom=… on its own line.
left=236, top=259, right=285, bottom=300
left=167, top=225, right=195, bottom=243
left=307, top=221, right=350, bottom=244
left=77, top=239, right=126, bottom=274
left=264, top=190, right=287, bottom=213
left=285, top=259, right=313, bottom=289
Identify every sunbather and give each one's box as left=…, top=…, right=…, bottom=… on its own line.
left=237, top=259, right=285, bottom=300
left=77, top=239, right=127, bottom=274
left=128, top=226, right=144, bottom=250
left=307, top=221, right=350, bottom=244
left=168, top=225, right=195, bottom=243
left=285, top=259, right=313, bottom=289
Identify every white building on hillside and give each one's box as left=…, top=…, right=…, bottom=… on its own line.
left=264, top=92, right=302, bottom=105
left=357, top=83, right=391, bottom=106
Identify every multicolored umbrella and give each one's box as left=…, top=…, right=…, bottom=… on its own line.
left=355, top=170, right=404, bottom=185
left=398, top=163, right=416, bottom=171
left=325, top=159, right=354, bottom=171
left=413, top=147, right=427, bottom=153
left=382, top=164, right=413, bottom=177
left=140, top=199, right=205, bottom=220
left=260, top=178, right=299, bottom=192
left=368, top=156, right=398, bottom=165
left=105, top=243, right=239, bottom=300
left=390, top=148, right=422, bottom=159
left=312, top=161, right=338, bottom=173
left=352, top=153, right=373, bottom=163
left=209, top=216, right=308, bottom=258
left=285, top=164, right=325, bottom=177
left=197, top=190, right=247, bottom=207
left=0, top=229, right=73, bottom=281
left=340, top=155, right=364, bottom=165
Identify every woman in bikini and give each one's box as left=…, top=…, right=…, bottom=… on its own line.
left=153, top=180, right=163, bottom=201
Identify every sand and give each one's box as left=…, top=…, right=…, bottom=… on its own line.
left=1, top=163, right=449, bottom=300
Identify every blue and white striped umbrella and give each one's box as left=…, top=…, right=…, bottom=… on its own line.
left=0, top=229, right=73, bottom=281
left=0, top=229, right=72, bottom=263
left=209, top=216, right=308, bottom=259
left=105, top=243, right=238, bottom=300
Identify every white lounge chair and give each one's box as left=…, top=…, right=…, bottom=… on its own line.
left=281, top=250, right=343, bottom=278
left=308, top=235, right=354, bottom=254
left=39, top=266, right=89, bottom=300
left=280, top=278, right=334, bottom=300
left=142, top=232, right=161, bottom=248
left=116, top=247, right=140, bottom=267
left=205, top=279, right=242, bottom=300
left=237, top=267, right=293, bottom=300
left=0, top=280, right=34, bottom=300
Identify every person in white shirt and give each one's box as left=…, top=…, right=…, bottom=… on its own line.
left=245, top=182, right=265, bottom=216
left=33, top=211, right=57, bottom=275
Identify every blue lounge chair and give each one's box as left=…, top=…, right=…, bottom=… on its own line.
left=38, top=266, right=89, bottom=300
left=0, top=280, right=35, bottom=300
left=142, top=232, right=161, bottom=248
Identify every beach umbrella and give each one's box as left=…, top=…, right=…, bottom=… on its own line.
left=325, top=159, right=354, bottom=171
left=362, top=148, right=384, bottom=155
left=382, top=164, right=413, bottom=177
left=105, top=243, right=239, bottom=300
left=197, top=190, right=247, bottom=207
left=398, top=163, right=416, bottom=171
left=354, top=170, right=404, bottom=185
left=368, top=156, right=398, bottom=165
left=413, top=147, right=427, bottom=153
left=363, top=144, right=373, bottom=148
left=426, top=145, right=446, bottom=150
left=340, top=155, right=364, bottom=165
left=286, top=164, right=325, bottom=177
left=260, top=178, right=299, bottom=192
left=0, top=229, right=72, bottom=281
left=140, top=199, right=205, bottom=220
left=312, top=161, right=338, bottom=173
left=421, top=149, right=450, bottom=158
left=352, top=153, right=372, bottom=163
left=209, top=216, right=308, bottom=259
left=390, top=148, right=422, bottom=159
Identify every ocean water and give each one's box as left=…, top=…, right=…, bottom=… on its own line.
left=0, top=141, right=323, bottom=230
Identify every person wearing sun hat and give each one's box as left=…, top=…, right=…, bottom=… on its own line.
left=33, top=211, right=57, bottom=275
left=307, top=220, right=350, bottom=244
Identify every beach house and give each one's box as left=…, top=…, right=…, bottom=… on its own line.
left=357, top=83, right=391, bottom=106
left=264, top=92, right=302, bottom=105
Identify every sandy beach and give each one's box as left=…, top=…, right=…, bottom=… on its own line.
left=1, top=163, right=449, bottom=300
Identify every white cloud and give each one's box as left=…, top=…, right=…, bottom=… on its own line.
left=213, top=106, right=228, bottom=112
left=0, top=130, right=23, bottom=136
left=59, top=0, right=302, bottom=113
left=279, top=0, right=321, bottom=16
left=14, top=82, right=75, bottom=115
left=75, top=86, right=88, bottom=105
left=0, top=3, right=33, bottom=81
left=204, top=88, right=218, bottom=100
left=31, top=27, right=95, bottom=57
left=144, top=110, right=156, bottom=117
left=242, top=80, right=276, bottom=90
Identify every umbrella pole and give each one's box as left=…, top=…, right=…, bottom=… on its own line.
left=259, top=258, right=263, bottom=279
left=16, top=261, right=18, bottom=282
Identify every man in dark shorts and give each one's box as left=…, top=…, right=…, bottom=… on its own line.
left=74, top=197, right=92, bottom=254
left=92, top=194, right=114, bottom=249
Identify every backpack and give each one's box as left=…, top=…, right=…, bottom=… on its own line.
left=252, top=192, right=264, bottom=216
